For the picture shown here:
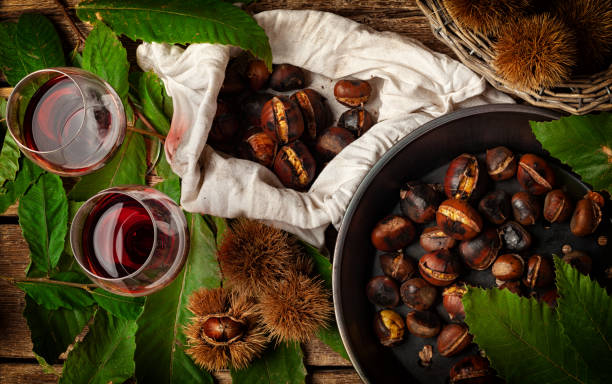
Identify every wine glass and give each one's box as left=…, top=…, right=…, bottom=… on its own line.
left=70, top=185, right=189, bottom=296
left=5, top=67, right=126, bottom=176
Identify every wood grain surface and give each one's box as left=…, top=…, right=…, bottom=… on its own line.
left=0, top=1, right=450, bottom=383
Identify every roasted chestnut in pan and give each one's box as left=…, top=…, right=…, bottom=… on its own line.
left=499, top=221, right=532, bottom=252
left=450, top=355, right=495, bottom=384
left=314, top=126, right=355, bottom=162
left=246, top=59, right=270, bottom=91
left=374, top=309, right=405, bottom=346
left=400, top=278, right=437, bottom=311
left=420, top=226, right=456, bottom=252
left=442, top=283, right=467, bottom=321
left=523, top=255, right=554, bottom=289
left=486, top=146, right=517, bottom=181
left=478, top=190, right=511, bottom=225
left=371, top=215, right=416, bottom=251
left=517, top=154, right=555, bottom=195
left=491, top=253, right=524, bottom=281
left=380, top=251, right=415, bottom=283
left=570, top=193, right=603, bottom=236
left=338, top=107, right=374, bottom=136
left=562, top=250, right=592, bottom=275
left=290, top=89, right=331, bottom=141
left=273, top=141, right=316, bottom=189
left=405, top=311, right=441, bottom=338
left=334, top=79, right=372, bottom=107
left=437, top=199, right=483, bottom=241
left=400, top=181, right=441, bottom=223
left=511, top=191, right=541, bottom=226
left=459, top=228, right=502, bottom=270
left=444, top=153, right=488, bottom=201
left=366, top=276, right=401, bottom=308
left=543, top=189, right=573, bottom=223
left=269, top=63, right=305, bottom=91
left=418, top=249, right=462, bottom=286
left=437, top=323, right=473, bottom=357
left=261, top=96, right=304, bottom=144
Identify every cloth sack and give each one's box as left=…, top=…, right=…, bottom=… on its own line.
left=136, top=10, right=513, bottom=247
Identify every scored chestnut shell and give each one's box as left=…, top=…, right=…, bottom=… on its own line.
left=400, top=181, right=442, bottom=223
left=491, top=253, right=525, bottom=281
left=543, top=189, right=573, bottom=223
left=511, top=191, right=541, bottom=226
left=570, top=195, right=603, bottom=237
left=400, top=277, right=437, bottom=311
left=269, top=63, right=305, bottom=91
left=442, top=284, right=467, bottom=321
left=313, top=126, right=355, bottom=163
left=478, top=190, right=511, bottom=225
left=517, top=154, right=555, bottom=195
left=458, top=228, right=502, bottom=270
left=523, top=255, right=555, bottom=289
left=418, top=249, right=462, bottom=287
left=436, top=199, right=484, bottom=241
left=405, top=311, right=441, bottom=338
left=246, top=59, right=270, bottom=91
left=437, top=323, right=473, bottom=357
left=380, top=251, right=415, bottom=283
left=420, top=226, right=457, bottom=252
left=290, top=89, right=331, bottom=141
left=486, top=146, right=517, bottom=181
left=338, top=107, right=374, bottom=136
left=499, top=221, right=532, bottom=252
left=334, top=79, right=372, bottom=107
left=366, top=276, right=401, bottom=308
left=444, top=154, right=488, bottom=202
left=371, top=215, right=416, bottom=251
left=201, top=315, right=247, bottom=345
left=449, top=355, right=495, bottom=384
left=242, top=128, right=277, bottom=167
left=374, top=309, right=405, bottom=346
left=273, top=141, right=316, bottom=190
left=261, top=96, right=305, bottom=145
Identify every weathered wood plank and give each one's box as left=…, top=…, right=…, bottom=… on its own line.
left=0, top=363, right=60, bottom=384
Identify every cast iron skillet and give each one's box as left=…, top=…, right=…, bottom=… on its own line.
left=332, top=104, right=611, bottom=383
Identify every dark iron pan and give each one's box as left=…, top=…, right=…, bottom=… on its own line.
left=332, top=104, right=612, bottom=383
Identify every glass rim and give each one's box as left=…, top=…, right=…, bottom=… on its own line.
left=70, top=186, right=159, bottom=282
left=6, top=67, right=123, bottom=155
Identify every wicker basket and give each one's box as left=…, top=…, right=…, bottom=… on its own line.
left=416, top=0, right=612, bottom=115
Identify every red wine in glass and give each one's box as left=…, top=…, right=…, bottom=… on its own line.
left=71, top=186, right=189, bottom=296
left=6, top=68, right=125, bottom=176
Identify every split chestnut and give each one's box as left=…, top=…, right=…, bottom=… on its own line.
left=436, top=199, right=483, bottom=241
left=418, top=249, right=461, bottom=286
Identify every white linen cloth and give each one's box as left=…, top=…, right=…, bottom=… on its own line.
left=136, top=10, right=513, bottom=247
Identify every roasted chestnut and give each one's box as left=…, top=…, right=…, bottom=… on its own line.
left=400, top=181, right=441, bottom=223
left=478, top=190, right=511, bottom=225
left=418, top=249, right=462, bottom=286
left=570, top=194, right=603, bottom=237
left=366, top=276, right=401, bottom=308
left=374, top=309, right=405, bottom=346
left=437, top=323, right=473, bottom=357
left=241, top=92, right=272, bottom=128
left=539, top=289, right=559, bottom=308
left=523, top=255, right=554, bottom=289
left=313, top=126, right=355, bottom=163
left=209, top=99, right=240, bottom=147
left=459, top=228, right=502, bottom=270
left=242, top=128, right=277, bottom=167
left=437, top=199, right=483, bottom=241
left=290, top=89, right=331, bottom=141
left=449, top=355, right=495, bottom=384
left=444, top=154, right=487, bottom=201
left=380, top=251, right=415, bottom=282
left=499, top=221, right=532, bottom=252
left=562, top=250, right=592, bottom=275
left=338, top=107, right=374, bottom=136
left=511, top=191, right=541, bottom=226
left=334, top=79, right=372, bottom=107
left=201, top=315, right=246, bottom=344
left=405, top=311, right=441, bottom=338
left=517, top=154, right=555, bottom=195
left=269, top=63, right=305, bottom=91
left=543, top=189, right=573, bottom=223
left=491, top=253, right=524, bottom=280
left=246, top=59, right=270, bottom=91
left=261, top=96, right=305, bottom=144
left=273, top=141, right=316, bottom=190
left=498, top=280, right=522, bottom=295
left=400, top=278, right=437, bottom=311
left=420, top=226, right=457, bottom=252
left=486, top=146, right=517, bottom=181
left=371, top=215, right=416, bottom=251
left=219, top=65, right=246, bottom=95
left=442, top=284, right=467, bottom=321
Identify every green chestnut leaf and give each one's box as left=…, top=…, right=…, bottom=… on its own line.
left=230, top=342, right=306, bottom=384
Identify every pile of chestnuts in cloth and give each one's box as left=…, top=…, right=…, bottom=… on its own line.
left=366, top=147, right=609, bottom=382
left=210, top=55, right=376, bottom=190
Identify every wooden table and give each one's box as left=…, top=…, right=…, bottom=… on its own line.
left=0, top=1, right=455, bottom=383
